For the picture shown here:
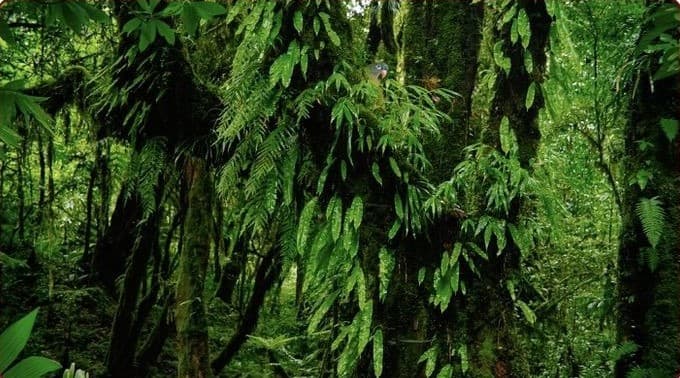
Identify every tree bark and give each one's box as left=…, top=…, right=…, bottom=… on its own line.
left=386, top=2, right=485, bottom=376
left=175, top=157, right=213, bottom=378
left=105, top=190, right=162, bottom=378
left=467, top=1, right=551, bottom=376
left=615, top=3, right=679, bottom=374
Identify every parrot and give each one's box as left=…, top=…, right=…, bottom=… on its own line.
left=367, top=62, right=389, bottom=81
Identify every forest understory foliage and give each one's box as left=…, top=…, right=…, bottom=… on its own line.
left=0, top=1, right=678, bottom=377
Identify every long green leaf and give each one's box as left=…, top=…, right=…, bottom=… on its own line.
left=373, top=329, right=383, bottom=377
left=0, top=308, right=39, bottom=372
left=4, top=357, right=61, bottom=378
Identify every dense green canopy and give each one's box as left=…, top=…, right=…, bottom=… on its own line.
left=0, top=1, right=677, bottom=377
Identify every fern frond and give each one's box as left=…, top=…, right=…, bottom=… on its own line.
left=635, top=196, right=665, bottom=248
left=608, top=341, right=638, bottom=362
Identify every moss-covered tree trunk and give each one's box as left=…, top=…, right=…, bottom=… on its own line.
left=466, top=1, right=551, bottom=376
left=93, top=2, right=221, bottom=374
left=615, top=5, right=679, bottom=375
left=399, top=0, right=484, bottom=182
left=382, top=1, right=484, bottom=376
left=175, top=157, right=212, bottom=378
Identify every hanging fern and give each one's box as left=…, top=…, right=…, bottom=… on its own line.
left=635, top=196, right=665, bottom=248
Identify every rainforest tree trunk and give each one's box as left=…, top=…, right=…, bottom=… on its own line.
left=175, top=157, right=213, bottom=378
left=615, top=4, right=679, bottom=374
left=467, top=1, right=551, bottom=376
left=384, top=2, right=484, bottom=376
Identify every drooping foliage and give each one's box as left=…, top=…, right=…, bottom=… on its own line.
left=0, top=1, right=677, bottom=378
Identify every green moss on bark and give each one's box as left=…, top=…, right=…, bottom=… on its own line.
left=176, top=158, right=213, bottom=378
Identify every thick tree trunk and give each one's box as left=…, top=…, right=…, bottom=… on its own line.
left=105, top=190, right=162, bottom=378
left=136, top=291, right=175, bottom=377
left=467, top=1, right=551, bottom=376
left=91, top=186, right=143, bottom=294
left=175, top=157, right=213, bottom=378
left=615, top=7, right=679, bottom=374
left=399, top=0, right=485, bottom=181
left=387, top=2, right=485, bottom=375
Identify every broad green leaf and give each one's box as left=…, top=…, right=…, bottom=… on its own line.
left=319, top=12, right=340, bottom=46
left=313, top=16, right=320, bottom=36
left=501, top=4, right=517, bottom=26
left=449, top=263, right=459, bottom=294
left=517, top=300, right=536, bottom=325
left=307, top=292, right=338, bottom=333
left=0, top=308, right=39, bottom=372
left=525, top=82, right=536, bottom=109
left=337, top=339, right=358, bottom=377
left=191, top=1, right=227, bottom=19
left=371, top=162, right=383, bottom=185
left=436, top=364, right=453, bottom=378
left=62, top=2, right=89, bottom=33
left=182, top=4, right=200, bottom=35
left=466, top=242, right=488, bottom=260
left=297, top=197, right=318, bottom=253
left=14, top=94, right=53, bottom=132
left=153, top=20, right=175, bottom=45
left=300, top=46, right=309, bottom=79
left=506, top=280, right=516, bottom=301
left=440, top=252, right=449, bottom=275
left=0, top=92, right=16, bottom=127
left=459, top=344, right=469, bottom=373
left=137, top=0, right=152, bottom=12
left=435, top=270, right=452, bottom=311
left=373, top=329, right=383, bottom=377
left=159, top=2, right=183, bottom=17
left=1, top=80, right=25, bottom=91
left=312, top=229, right=330, bottom=271
left=451, top=242, right=462, bottom=265
left=635, top=169, right=651, bottom=190
left=0, top=126, right=21, bottom=147
left=340, top=159, right=347, bottom=182
left=329, top=196, right=343, bottom=242
left=388, top=157, right=401, bottom=178
left=517, top=9, right=531, bottom=49
left=293, top=11, right=303, bottom=35
left=4, top=357, right=61, bottom=378
left=388, top=220, right=400, bottom=239
left=499, top=116, right=514, bottom=154
left=524, top=52, right=533, bottom=74
left=394, top=193, right=404, bottom=220
left=78, top=2, right=110, bottom=24
left=418, top=267, right=426, bottom=285
left=379, top=248, right=395, bottom=302
left=418, top=346, right=438, bottom=377
left=510, top=18, right=519, bottom=44
left=493, top=41, right=511, bottom=75
left=356, top=301, right=373, bottom=353
left=660, top=118, right=678, bottom=142
left=348, top=196, right=364, bottom=229
left=139, top=21, right=157, bottom=51
left=122, top=18, right=142, bottom=34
